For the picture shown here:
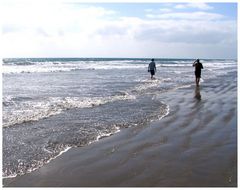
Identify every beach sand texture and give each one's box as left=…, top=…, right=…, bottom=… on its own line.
left=3, top=75, right=237, bottom=187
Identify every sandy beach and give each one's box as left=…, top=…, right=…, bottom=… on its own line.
left=2, top=1, right=237, bottom=187
left=3, top=74, right=237, bottom=187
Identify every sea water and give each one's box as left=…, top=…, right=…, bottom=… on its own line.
left=2, top=58, right=237, bottom=178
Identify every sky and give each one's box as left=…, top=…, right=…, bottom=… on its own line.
left=1, top=1, right=238, bottom=59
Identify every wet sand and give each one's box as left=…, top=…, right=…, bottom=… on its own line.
left=3, top=77, right=237, bottom=187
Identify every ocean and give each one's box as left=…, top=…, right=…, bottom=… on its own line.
left=2, top=58, right=237, bottom=178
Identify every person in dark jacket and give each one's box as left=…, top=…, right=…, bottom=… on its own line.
left=193, top=59, right=203, bottom=86
left=148, top=59, right=156, bottom=79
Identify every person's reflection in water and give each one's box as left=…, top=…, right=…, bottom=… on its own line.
left=194, top=86, right=201, bottom=100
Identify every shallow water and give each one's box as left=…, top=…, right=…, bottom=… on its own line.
left=2, top=58, right=237, bottom=178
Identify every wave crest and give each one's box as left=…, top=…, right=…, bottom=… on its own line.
left=3, top=93, right=136, bottom=128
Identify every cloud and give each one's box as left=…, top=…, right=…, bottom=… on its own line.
left=158, top=8, right=172, bottom=13
left=145, top=8, right=172, bottom=13
left=146, top=11, right=224, bottom=21
left=2, top=3, right=117, bottom=36
left=141, top=6, right=236, bottom=47
left=134, top=19, right=236, bottom=44
left=174, top=3, right=213, bottom=10
left=2, top=24, right=24, bottom=34
left=1, top=3, right=119, bottom=57
left=145, top=9, right=153, bottom=12
left=1, top=2, right=237, bottom=59
left=97, top=25, right=128, bottom=36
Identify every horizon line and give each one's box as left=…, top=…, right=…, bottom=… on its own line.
left=2, top=57, right=237, bottom=60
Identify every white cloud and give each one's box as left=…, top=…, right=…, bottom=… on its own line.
left=134, top=20, right=236, bottom=44
left=1, top=2, right=237, bottom=59
left=158, top=8, right=172, bottom=13
left=174, top=4, right=186, bottom=9
left=145, top=8, right=172, bottom=13
left=145, top=8, right=153, bottom=12
left=175, top=3, right=213, bottom=10
left=146, top=11, right=224, bottom=20
left=2, top=3, right=117, bottom=36
left=2, top=3, right=117, bottom=57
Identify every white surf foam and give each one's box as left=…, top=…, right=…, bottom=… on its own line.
left=2, top=61, right=147, bottom=74
left=3, top=93, right=136, bottom=128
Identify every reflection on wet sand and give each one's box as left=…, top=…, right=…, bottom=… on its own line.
left=3, top=79, right=237, bottom=187
left=194, top=86, right=201, bottom=100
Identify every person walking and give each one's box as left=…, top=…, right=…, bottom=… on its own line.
left=193, top=59, right=203, bottom=86
left=148, top=59, right=156, bottom=79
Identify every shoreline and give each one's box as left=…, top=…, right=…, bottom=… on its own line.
left=3, top=76, right=237, bottom=187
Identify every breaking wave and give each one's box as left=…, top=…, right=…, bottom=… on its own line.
left=3, top=93, right=136, bottom=128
